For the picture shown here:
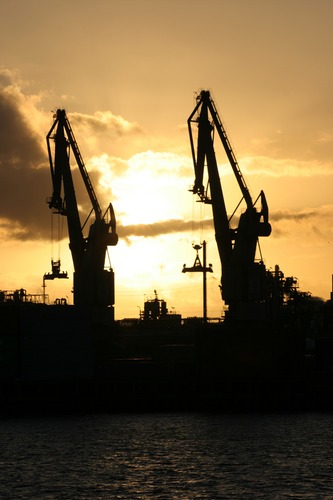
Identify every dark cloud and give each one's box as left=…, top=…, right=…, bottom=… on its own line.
left=0, top=78, right=51, bottom=240
left=0, top=74, right=113, bottom=242
left=117, top=218, right=214, bottom=241
left=267, top=207, right=333, bottom=241
left=115, top=206, right=333, bottom=242
left=116, top=210, right=317, bottom=241
left=70, top=111, right=144, bottom=138
left=270, top=209, right=319, bottom=222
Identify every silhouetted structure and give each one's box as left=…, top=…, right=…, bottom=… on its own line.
left=0, top=94, right=332, bottom=414
left=188, top=90, right=272, bottom=322
left=47, top=109, right=118, bottom=311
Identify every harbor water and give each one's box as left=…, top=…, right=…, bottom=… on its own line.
left=0, top=411, right=333, bottom=499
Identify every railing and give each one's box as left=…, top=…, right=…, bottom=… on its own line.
left=0, top=289, right=48, bottom=304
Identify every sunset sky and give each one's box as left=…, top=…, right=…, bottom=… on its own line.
left=0, top=0, right=333, bottom=319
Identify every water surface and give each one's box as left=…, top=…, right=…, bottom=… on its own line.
left=0, top=412, right=332, bottom=498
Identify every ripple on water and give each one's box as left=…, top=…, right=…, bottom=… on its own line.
left=0, top=412, right=332, bottom=499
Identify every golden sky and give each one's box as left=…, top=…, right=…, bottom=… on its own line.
left=0, top=0, right=333, bottom=319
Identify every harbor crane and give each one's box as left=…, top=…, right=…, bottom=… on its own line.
left=46, top=109, right=118, bottom=313
left=188, top=90, right=271, bottom=321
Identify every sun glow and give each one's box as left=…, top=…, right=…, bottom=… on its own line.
left=82, top=147, right=226, bottom=319
left=112, top=233, right=223, bottom=320
left=94, top=150, right=192, bottom=226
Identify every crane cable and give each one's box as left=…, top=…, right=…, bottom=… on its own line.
left=50, top=210, right=54, bottom=263
left=50, top=211, right=64, bottom=264
left=200, top=199, right=205, bottom=243
left=191, top=189, right=206, bottom=245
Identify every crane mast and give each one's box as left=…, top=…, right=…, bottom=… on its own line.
left=47, top=109, right=118, bottom=311
left=188, top=90, right=271, bottom=320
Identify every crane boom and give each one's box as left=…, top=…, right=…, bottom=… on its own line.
left=61, top=112, right=102, bottom=220
left=47, top=109, right=118, bottom=310
left=204, top=94, right=252, bottom=209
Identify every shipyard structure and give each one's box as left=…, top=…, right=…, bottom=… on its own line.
left=0, top=92, right=332, bottom=413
